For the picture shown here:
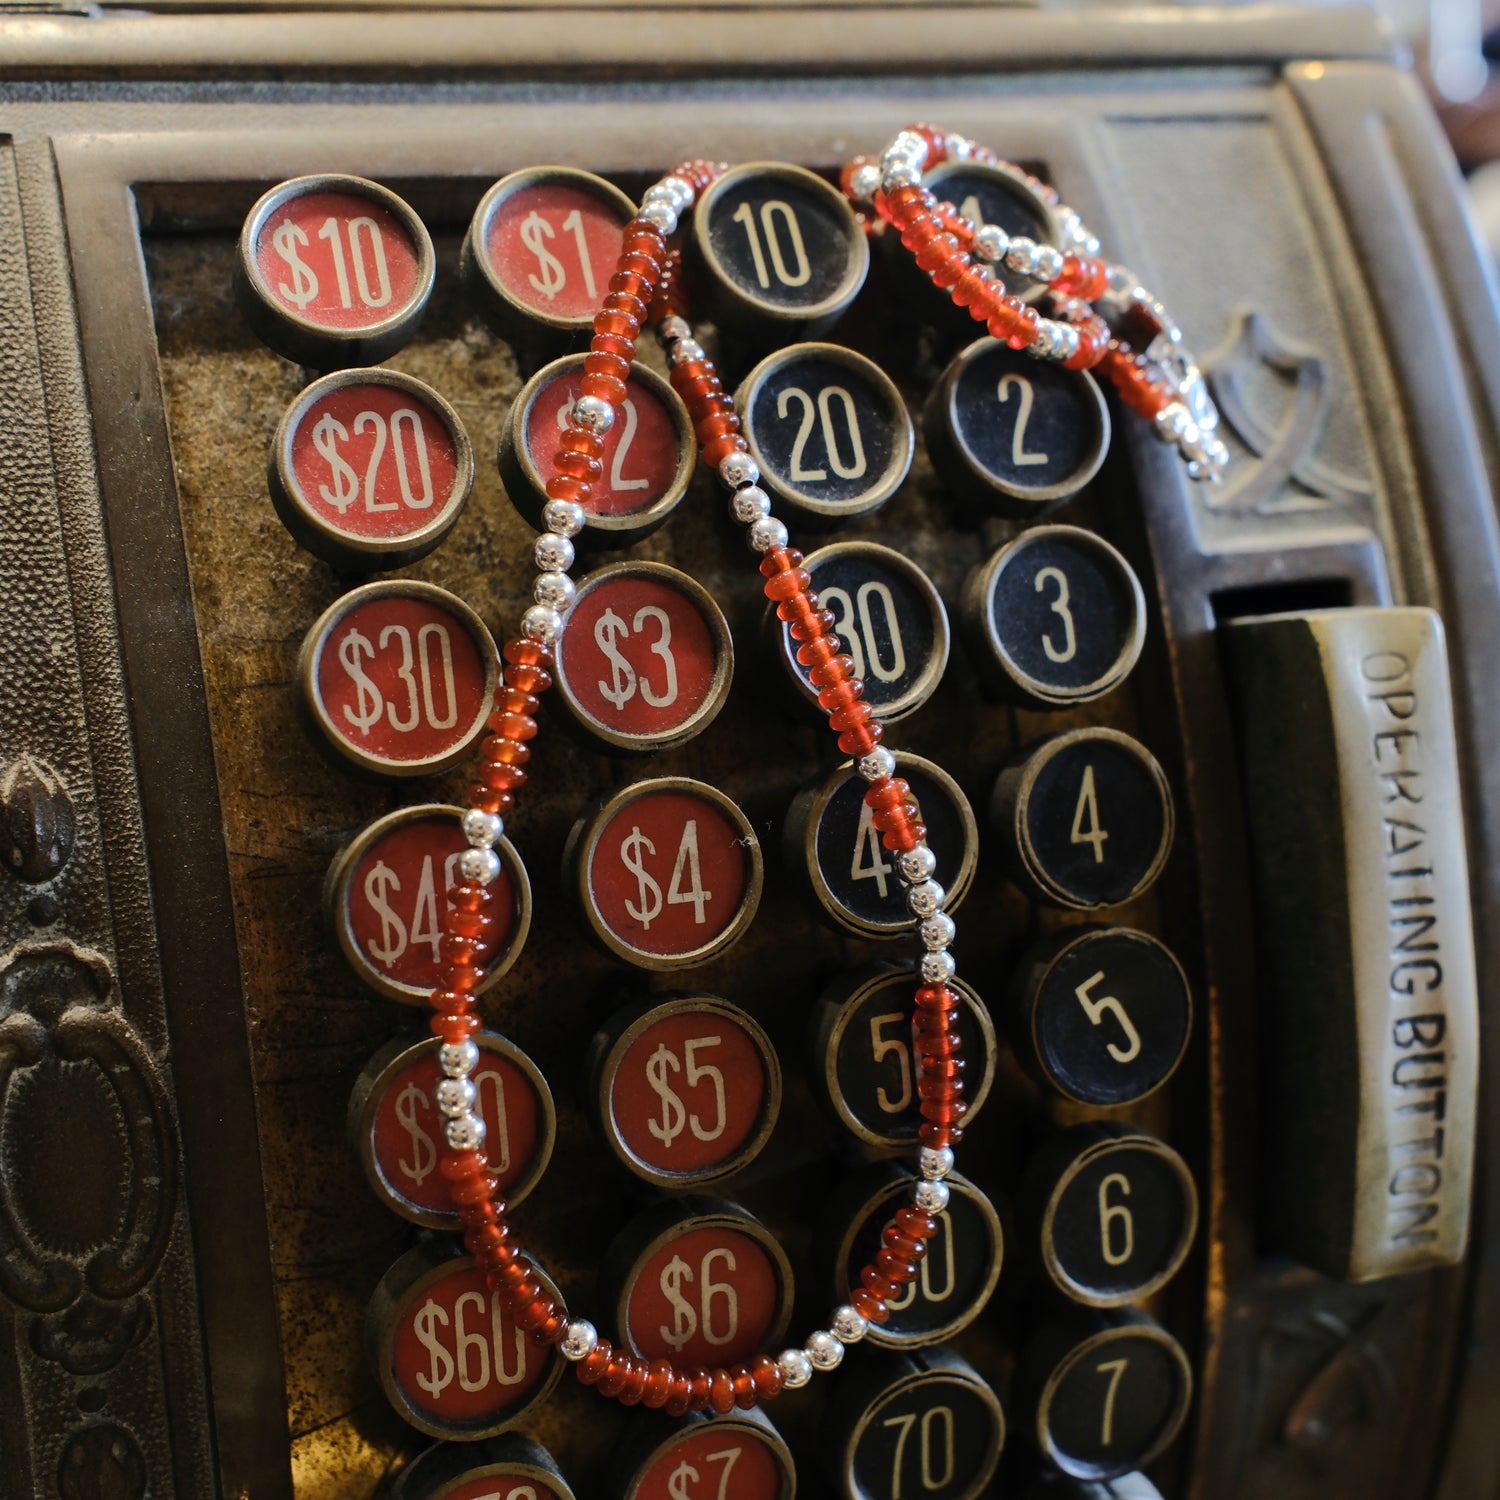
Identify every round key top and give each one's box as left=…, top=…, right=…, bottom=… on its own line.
left=270, top=369, right=473, bottom=571
left=349, top=1030, right=555, bottom=1228
left=1017, top=1309, right=1192, bottom=1480
left=390, top=1435, right=576, bottom=1500
left=736, top=342, right=913, bottom=527
left=554, top=562, right=733, bottom=752
left=589, top=994, right=781, bottom=1189
left=962, top=527, right=1146, bottom=708
left=826, top=1165, right=1003, bottom=1348
left=991, top=730, right=1173, bottom=910
left=774, top=541, right=949, bottom=723
left=690, top=161, right=869, bottom=335
left=498, top=354, right=695, bottom=547
left=237, top=174, right=434, bottom=368
left=570, top=778, right=763, bottom=970
left=1022, top=1123, right=1198, bottom=1307
left=788, top=752, right=977, bottom=939
left=824, top=1346, right=1006, bottom=1500
left=299, top=581, right=499, bottom=778
left=929, top=159, right=1062, bottom=300
left=925, top=337, right=1109, bottom=515
left=462, top=166, right=635, bottom=351
left=1010, top=927, right=1191, bottom=1108
left=615, top=1409, right=795, bottom=1500
left=811, top=964, right=996, bottom=1150
left=367, top=1242, right=562, bottom=1440
left=325, top=803, right=531, bottom=1003
left=606, top=1198, right=793, bottom=1369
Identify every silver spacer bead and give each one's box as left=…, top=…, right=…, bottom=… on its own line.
left=907, top=879, right=945, bottom=918
left=882, top=161, right=921, bottom=190
left=657, top=314, right=692, bottom=344
left=920, top=949, right=957, bottom=985
left=831, top=1305, right=869, bottom=1344
left=439, top=1039, right=479, bottom=1078
left=661, top=175, right=695, bottom=211
left=920, top=912, right=956, bottom=950
left=1033, top=243, right=1066, bottom=281
left=534, top=531, right=575, bottom=574
left=671, top=337, right=706, bottom=366
left=729, top=485, right=771, bottom=524
left=973, top=222, right=1009, bottom=262
left=899, top=845, right=937, bottom=882
left=1054, top=324, right=1081, bottom=361
left=462, top=808, right=503, bottom=848
left=1004, top=236, right=1042, bottom=279
left=748, top=517, right=789, bottom=554
left=534, top=571, right=576, bottom=611
left=920, top=1145, right=955, bottom=1180
left=883, top=130, right=928, bottom=170
left=561, top=1319, right=599, bottom=1361
left=568, top=393, right=615, bottom=435
left=806, top=1330, right=844, bottom=1371
left=435, top=1076, right=475, bottom=1117
left=1154, top=401, right=1192, bottom=442
left=849, top=162, right=881, bottom=203
left=445, top=1113, right=486, bottom=1152
left=521, top=604, right=563, bottom=645
left=914, top=1178, right=950, bottom=1213
left=858, top=747, right=896, bottom=783
left=458, top=846, right=501, bottom=885
left=777, top=1348, right=813, bottom=1389
left=541, top=498, right=586, bottom=537
left=719, top=451, right=760, bottom=490
left=638, top=200, right=678, bottom=236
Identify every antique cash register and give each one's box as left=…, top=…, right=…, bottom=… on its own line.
left=0, top=7, right=1497, bottom=1500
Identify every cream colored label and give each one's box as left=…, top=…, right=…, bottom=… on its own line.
left=1321, top=608, right=1477, bottom=1279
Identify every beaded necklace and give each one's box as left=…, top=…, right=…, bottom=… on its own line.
left=421, top=127, right=1222, bottom=1419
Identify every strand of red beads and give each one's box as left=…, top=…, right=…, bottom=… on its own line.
left=843, top=124, right=1229, bottom=481
left=425, top=170, right=965, bottom=1414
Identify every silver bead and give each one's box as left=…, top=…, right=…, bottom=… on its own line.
left=534, top=531, right=575, bottom=573
left=561, top=1319, right=598, bottom=1361
left=462, top=808, right=503, bottom=848
left=445, top=1113, right=485, bottom=1152
left=568, top=393, right=615, bottom=435
left=521, top=604, right=563, bottom=645
left=832, top=1306, right=868, bottom=1344
left=534, top=571, right=576, bottom=611
left=973, top=222, right=1009, bottom=262
left=729, top=486, right=771, bottom=524
left=1054, top=324, right=1081, bottom=361
left=1033, top=243, right=1065, bottom=281
left=657, top=314, right=691, bottom=344
left=1154, top=402, right=1192, bottom=442
left=899, top=845, right=937, bottom=882
left=920, top=1145, right=955, bottom=1180
left=921, top=949, right=956, bottom=985
left=657, top=174, right=694, bottom=212
left=541, top=499, right=586, bottom=537
left=643, top=180, right=680, bottom=209
left=439, top=1040, right=479, bottom=1078
left=776, top=1348, right=813, bottom=1389
left=920, top=912, right=956, bottom=950
left=1004, top=236, right=1042, bottom=278
left=806, top=1330, right=844, bottom=1371
left=638, top=200, right=677, bottom=235
left=1029, top=322, right=1062, bottom=361
left=748, top=517, right=788, bottom=554
left=914, top=1178, right=950, bottom=1213
left=883, top=130, right=927, bottom=170
left=849, top=162, right=881, bottom=202
left=719, top=451, right=760, bottom=489
left=671, top=337, right=706, bottom=366
left=858, top=747, right=896, bottom=782
left=882, top=161, right=921, bottom=190
left=458, top=846, right=501, bottom=885
left=435, top=1077, right=475, bottom=1117
left=907, top=879, right=944, bottom=918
